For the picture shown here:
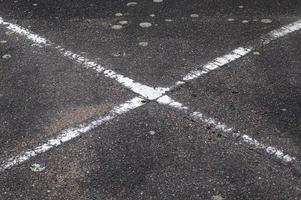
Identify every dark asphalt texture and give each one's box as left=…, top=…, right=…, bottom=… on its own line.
left=0, top=103, right=300, bottom=200
left=0, top=0, right=300, bottom=199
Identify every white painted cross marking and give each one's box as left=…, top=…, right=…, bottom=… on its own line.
left=0, top=16, right=300, bottom=171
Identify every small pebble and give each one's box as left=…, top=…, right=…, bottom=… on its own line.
left=30, top=163, right=45, bottom=172
left=281, top=108, right=287, bottom=112
left=212, top=195, right=224, bottom=200
left=190, top=14, right=199, bottom=18
left=115, top=13, right=123, bottom=17
left=139, top=42, right=149, bottom=47
left=227, top=18, right=235, bottom=22
left=139, top=22, right=152, bottom=28
left=261, top=19, right=273, bottom=24
left=112, top=52, right=122, bottom=57
left=118, top=20, right=128, bottom=25
left=32, top=3, right=38, bottom=6
left=153, top=0, right=163, bottom=2
left=253, top=51, right=261, bottom=55
left=111, top=25, right=123, bottom=30
left=2, top=54, right=11, bottom=59
left=126, top=2, right=137, bottom=6
left=149, top=131, right=156, bottom=135
left=242, top=20, right=249, bottom=24
left=238, top=5, right=244, bottom=8
left=0, top=40, right=7, bottom=44
left=150, top=14, right=155, bottom=17
left=165, top=19, right=173, bottom=22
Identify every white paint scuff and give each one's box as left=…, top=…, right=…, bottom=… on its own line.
left=0, top=97, right=145, bottom=171
left=157, top=95, right=296, bottom=163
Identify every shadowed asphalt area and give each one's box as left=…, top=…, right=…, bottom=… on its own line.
left=0, top=0, right=300, bottom=199
left=0, top=103, right=300, bottom=200
left=0, top=28, right=135, bottom=162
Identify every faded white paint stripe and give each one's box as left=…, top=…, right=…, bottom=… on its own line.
left=0, top=17, right=50, bottom=45
left=263, top=19, right=301, bottom=45
left=0, top=17, right=163, bottom=100
left=55, top=46, right=164, bottom=100
left=179, top=47, right=253, bottom=84
left=157, top=95, right=296, bottom=163
left=0, top=97, right=145, bottom=171
left=171, top=19, right=301, bottom=89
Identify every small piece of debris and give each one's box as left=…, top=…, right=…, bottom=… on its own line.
left=126, top=2, right=137, bottom=6
left=2, top=54, right=11, bottom=59
left=112, top=52, right=122, bottom=57
left=281, top=108, right=287, bottom=112
left=165, top=19, right=173, bottom=22
left=118, top=20, right=128, bottom=25
left=115, top=13, right=123, bottom=17
left=30, top=163, right=45, bottom=172
left=0, top=40, right=7, bottom=44
left=212, top=195, right=224, bottom=200
left=153, top=0, right=163, bottom=2
left=242, top=20, right=249, bottom=24
left=150, top=14, right=155, bottom=17
left=149, top=131, right=156, bottom=135
left=261, top=19, right=273, bottom=24
left=111, top=25, right=123, bottom=30
left=32, top=3, right=38, bottom=6
left=139, top=42, right=149, bottom=47
left=227, top=18, right=235, bottom=22
left=253, top=51, right=261, bottom=55
left=5, top=31, right=13, bottom=35
left=190, top=14, right=199, bottom=18
left=31, top=43, right=43, bottom=48
left=139, top=22, right=152, bottom=28
left=238, top=5, right=244, bottom=8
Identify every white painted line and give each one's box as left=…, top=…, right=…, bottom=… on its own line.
left=0, top=97, right=145, bottom=171
left=168, top=19, right=301, bottom=90
left=55, top=46, right=164, bottom=100
left=263, top=19, right=301, bottom=45
left=157, top=95, right=296, bottom=163
left=0, top=17, right=164, bottom=100
left=0, top=17, right=51, bottom=46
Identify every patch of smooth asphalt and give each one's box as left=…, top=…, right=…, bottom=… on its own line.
left=0, top=0, right=300, bottom=87
left=0, top=103, right=300, bottom=200
left=168, top=31, right=301, bottom=162
left=0, top=29, right=135, bottom=161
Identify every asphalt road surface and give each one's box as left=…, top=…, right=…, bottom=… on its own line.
left=0, top=0, right=300, bottom=199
